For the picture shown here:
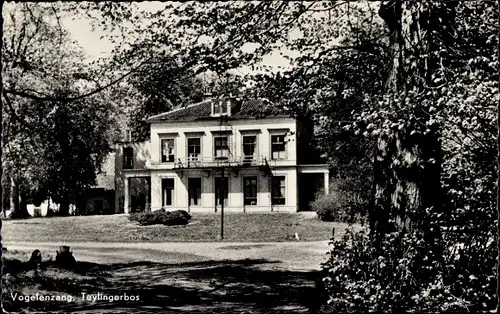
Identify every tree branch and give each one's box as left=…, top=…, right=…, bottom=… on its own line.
left=4, top=56, right=152, bottom=102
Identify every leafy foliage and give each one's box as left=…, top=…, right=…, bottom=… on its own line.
left=129, top=209, right=191, bottom=226
left=2, top=3, right=122, bottom=214
left=321, top=229, right=485, bottom=313
left=125, top=56, right=204, bottom=141
left=312, top=183, right=367, bottom=224
left=321, top=1, right=498, bottom=312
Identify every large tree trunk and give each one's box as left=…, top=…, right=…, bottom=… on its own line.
left=9, top=177, right=18, bottom=215
left=372, top=1, right=452, bottom=242
left=1, top=172, right=8, bottom=217
left=9, top=177, right=29, bottom=219
left=58, top=197, right=70, bottom=216
left=18, top=186, right=28, bottom=217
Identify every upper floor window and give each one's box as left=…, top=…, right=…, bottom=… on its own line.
left=123, top=147, right=134, bottom=169
left=211, top=99, right=230, bottom=117
left=271, top=135, right=287, bottom=160
left=161, top=138, right=175, bottom=162
left=187, top=138, right=201, bottom=160
left=243, top=135, right=257, bottom=162
left=214, top=136, right=229, bottom=160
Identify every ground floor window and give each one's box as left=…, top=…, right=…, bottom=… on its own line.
left=243, top=177, right=258, bottom=205
left=214, top=177, right=229, bottom=206
left=162, top=178, right=174, bottom=206
left=188, top=178, right=202, bottom=206
left=271, top=176, right=286, bottom=205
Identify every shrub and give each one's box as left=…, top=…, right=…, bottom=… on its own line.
left=320, top=226, right=496, bottom=313
left=312, top=184, right=366, bottom=224
left=129, top=209, right=191, bottom=226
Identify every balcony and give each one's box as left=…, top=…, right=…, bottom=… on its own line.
left=173, top=155, right=270, bottom=169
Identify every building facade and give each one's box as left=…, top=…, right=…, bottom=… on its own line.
left=118, top=97, right=329, bottom=213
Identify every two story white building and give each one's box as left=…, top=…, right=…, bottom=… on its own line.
left=116, top=96, right=329, bottom=213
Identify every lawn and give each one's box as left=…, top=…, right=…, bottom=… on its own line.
left=2, top=212, right=358, bottom=243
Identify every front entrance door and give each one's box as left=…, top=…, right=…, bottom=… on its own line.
left=298, top=173, right=324, bottom=211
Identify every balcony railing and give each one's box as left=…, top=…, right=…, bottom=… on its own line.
left=173, top=155, right=269, bottom=169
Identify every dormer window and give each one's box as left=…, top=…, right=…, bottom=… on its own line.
left=211, top=99, right=231, bottom=117
left=124, top=129, right=132, bottom=142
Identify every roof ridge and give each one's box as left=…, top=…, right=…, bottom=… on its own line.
left=146, top=99, right=212, bottom=121
left=146, top=97, right=286, bottom=122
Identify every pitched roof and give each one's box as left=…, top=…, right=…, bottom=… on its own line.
left=146, top=98, right=290, bottom=122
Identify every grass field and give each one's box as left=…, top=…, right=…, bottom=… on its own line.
left=2, top=212, right=358, bottom=243
left=1, top=213, right=360, bottom=313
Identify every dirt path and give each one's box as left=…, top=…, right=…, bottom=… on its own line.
left=5, top=241, right=332, bottom=313
left=5, top=240, right=332, bottom=271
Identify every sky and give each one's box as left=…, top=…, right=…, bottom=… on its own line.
left=62, top=2, right=295, bottom=74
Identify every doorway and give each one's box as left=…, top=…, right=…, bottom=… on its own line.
left=298, top=173, right=325, bottom=211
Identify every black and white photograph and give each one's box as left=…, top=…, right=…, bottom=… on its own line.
left=0, top=1, right=498, bottom=313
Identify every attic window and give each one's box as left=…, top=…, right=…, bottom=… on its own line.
left=211, top=99, right=231, bottom=117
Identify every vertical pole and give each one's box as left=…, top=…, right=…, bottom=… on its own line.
left=219, top=106, right=224, bottom=240
left=124, top=177, right=129, bottom=214
left=220, top=165, right=224, bottom=240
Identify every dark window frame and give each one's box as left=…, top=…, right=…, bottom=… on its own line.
left=214, top=136, right=229, bottom=160
left=162, top=178, right=175, bottom=207
left=187, top=137, right=201, bottom=160
left=271, top=176, right=286, bottom=205
left=243, top=176, right=258, bottom=206
left=188, top=178, right=202, bottom=206
left=212, top=99, right=229, bottom=116
left=161, top=138, right=175, bottom=163
left=271, top=134, right=287, bottom=160
left=243, top=135, right=258, bottom=161
left=214, top=177, right=229, bottom=206
left=123, top=147, right=134, bottom=169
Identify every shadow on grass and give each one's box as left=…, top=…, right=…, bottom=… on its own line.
left=4, top=258, right=326, bottom=314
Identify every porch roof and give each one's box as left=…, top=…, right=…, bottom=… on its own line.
left=122, top=169, right=151, bottom=178
left=297, top=164, right=330, bottom=174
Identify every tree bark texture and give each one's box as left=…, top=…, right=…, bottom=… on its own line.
left=372, top=0, right=451, bottom=240
left=9, top=177, right=29, bottom=219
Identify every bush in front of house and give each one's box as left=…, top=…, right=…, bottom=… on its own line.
left=129, top=209, right=191, bottom=226
left=312, top=183, right=366, bottom=224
